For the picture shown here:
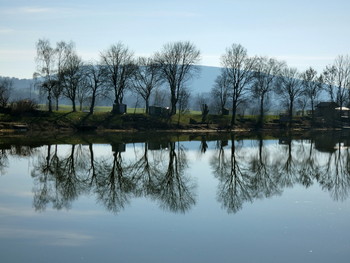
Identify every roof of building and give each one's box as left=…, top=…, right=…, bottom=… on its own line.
left=316, top=102, right=339, bottom=108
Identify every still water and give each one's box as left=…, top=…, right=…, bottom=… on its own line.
left=1, top=132, right=350, bottom=262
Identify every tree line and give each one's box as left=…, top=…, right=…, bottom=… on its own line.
left=1, top=39, right=349, bottom=126
left=33, top=39, right=200, bottom=116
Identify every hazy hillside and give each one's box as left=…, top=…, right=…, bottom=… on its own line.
left=1, top=66, right=330, bottom=113
left=191, top=66, right=221, bottom=94
left=1, top=65, right=221, bottom=106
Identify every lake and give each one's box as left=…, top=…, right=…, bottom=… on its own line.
left=1, top=131, right=350, bottom=263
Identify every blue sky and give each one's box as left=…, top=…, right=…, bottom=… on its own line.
left=1, top=0, right=349, bottom=79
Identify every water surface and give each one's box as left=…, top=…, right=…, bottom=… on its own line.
left=1, top=132, right=350, bottom=262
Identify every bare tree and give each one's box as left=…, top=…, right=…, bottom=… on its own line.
left=76, top=75, right=90, bottom=111
left=0, top=77, right=12, bottom=108
left=132, top=57, right=163, bottom=114
left=322, top=55, right=350, bottom=109
left=211, top=71, right=231, bottom=115
left=177, top=88, right=190, bottom=125
left=59, top=51, right=84, bottom=112
left=100, top=42, right=136, bottom=109
left=221, top=44, right=257, bottom=126
left=301, top=67, right=323, bottom=120
left=54, top=41, right=74, bottom=111
left=84, top=62, right=105, bottom=114
left=275, top=67, right=303, bottom=124
left=252, top=57, right=285, bottom=127
left=154, top=41, right=201, bottom=116
left=34, top=39, right=57, bottom=112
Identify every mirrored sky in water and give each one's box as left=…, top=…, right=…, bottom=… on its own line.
left=1, top=137, right=350, bottom=263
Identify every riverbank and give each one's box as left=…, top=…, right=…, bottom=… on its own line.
left=0, top=110, right=335, bottom=134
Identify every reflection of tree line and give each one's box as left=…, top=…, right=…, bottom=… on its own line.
left=1, top=135, right=350, bottom=214
left=30, top=142, right=195, bottom=214
left=211, top=134, right=350, bottom=213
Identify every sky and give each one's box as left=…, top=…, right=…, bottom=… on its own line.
left=1, top=0, right=350, bottom=79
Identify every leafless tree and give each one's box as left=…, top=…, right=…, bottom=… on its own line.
left=0, top=77, right=13, bottom=108
left=211, top=71, right=231, bottom=114
left=177, top=88, right=190, bottom=125
left=84, top=61, right=105, bottom=114
left=34, top=39, right=57, bottom=112
left=100, top=42, right=136, bottom=108
left=54, top=41, right=74, bottom=111
left=221, top=44, right=257, bottom=126
left=275, top=67, right=303, bottom=124
left=301, top=67, right=323, bottom=120
left=59, top=51, right=84, bottom=112
left=322, top=55, right=350, bottom=109
left=154, top=41, right=201, bottom=116
left=132, top=57, right=163, bottom=114
left=252, top=57, right=285, bottom=127
left=76, top=76, right=90, bottom=111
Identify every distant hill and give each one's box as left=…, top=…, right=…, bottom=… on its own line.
left=1, top=65, right=221, bottom=107
left=191, top=65, right=221, bottom=94
left=1, top=66, right=331, bottom=113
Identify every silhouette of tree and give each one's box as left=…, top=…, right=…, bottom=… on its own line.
left=100, top=42, right=136, bottom=107
left=59, top=51, right=85, bottom=112
left=132, top=57, right=163, bottom=114
left=55, top=41, right=74, bottom=111
left=154, top=41, right=201, bottom=116
left=34, top=39, right=57, bottom=112
left=211, top=71, right=231, bottom=115
left=220, top=44, right=257, bottom=126
left=0, top=77, right=12, bottom=108
left=322, top=55, right=350, bottom=110
left=252, top=57, right=285, bottom=127
left=275, top=67, right=303, bottom=125
left=301, top=67, right=323, bottom=120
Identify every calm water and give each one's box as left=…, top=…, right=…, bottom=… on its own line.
left=1, top=132, right=350, bottom=263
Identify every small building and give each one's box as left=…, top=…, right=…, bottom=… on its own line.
left=112, top=103, right=127, bottom=114
left=315, top=102, right=339, bottom=120
left=148, top=106, right=169, bottom=117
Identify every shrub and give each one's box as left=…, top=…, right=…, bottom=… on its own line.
left=10, top=99, right=39, bottom=114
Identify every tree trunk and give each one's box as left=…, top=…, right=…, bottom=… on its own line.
left=258, top=95, right=265, bottom=128
left=89, top=90, right=96, bottom=114
left=170, top=95, right=177, bottom=116
left=145, top=97, right=149, bottom=114
left=48, top=93, right=52, bottom=113
left=55, top=97, right=59, bottom=111
left=231, top=101, right=237, bottom=127
left=72, top=99, right=76, bottom=112
left=289, top=99, right=293, bottom=127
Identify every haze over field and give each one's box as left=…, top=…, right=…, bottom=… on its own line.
left=1, top=0, right=350, bottom=79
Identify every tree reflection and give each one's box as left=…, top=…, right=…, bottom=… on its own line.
left=211, top=135, right=253, bottom=213
left=248, top=138, right=282, bottom=199
left=24, top=132, right=350, bottom=214
left=94, top=150, right=135, bottom=213
left=129, top=143, right=159, bottom=197
left=155, top=141, right=196, bottom=213
left=318, top=142, right=350, bottom=201
left=0, top=149, right=8, bottom=176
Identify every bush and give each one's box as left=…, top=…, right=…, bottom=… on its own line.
left=10, top=99, right=39, bottom=114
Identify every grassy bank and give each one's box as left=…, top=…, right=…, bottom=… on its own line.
left=0, top=108, right=310, bottom=133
